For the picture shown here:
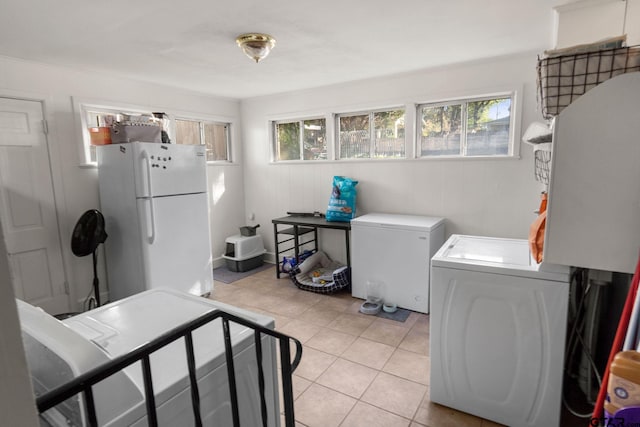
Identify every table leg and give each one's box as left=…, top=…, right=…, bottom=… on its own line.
left=273, top=223, right=280, bottom=278
left=345, top=229, right=351, bottom=268
left=313, top=227, right=318, bottom=253
left=345, top=229, right=351, bottom=285
left=293, top=225, right=300, bottom=264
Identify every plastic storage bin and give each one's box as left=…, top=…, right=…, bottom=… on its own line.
left=223, top=235, right=266, bottom=272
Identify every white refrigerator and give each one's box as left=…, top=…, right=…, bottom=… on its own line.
left=98, top=142, right=213, bottom=302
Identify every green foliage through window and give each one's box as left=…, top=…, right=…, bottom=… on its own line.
left=273, top=118, right=327, bottom=161
left=338, top=109, right=405, bottom=159
left=419, top=95, right=512, bottom=157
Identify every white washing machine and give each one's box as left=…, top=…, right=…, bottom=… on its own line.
left=430, top=235, right=570, bottom=427
left=351, top=213, right=445, bottom=313
left=18, top=288, right=280, bottom=427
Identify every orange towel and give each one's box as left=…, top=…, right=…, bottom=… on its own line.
left=529, top=192, right=547, bottom=263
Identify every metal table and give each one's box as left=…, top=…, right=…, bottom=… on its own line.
left=272, top=215, right=351, bottom=278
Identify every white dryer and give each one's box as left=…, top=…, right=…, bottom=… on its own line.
left=430, top=235, right=570, bottom=427
left=19, top=288, right=280, bottom=427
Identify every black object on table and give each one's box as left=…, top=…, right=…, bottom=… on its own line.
left=272, top=215, right=351, bottom=278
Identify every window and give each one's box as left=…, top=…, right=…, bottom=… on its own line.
left=82, top=106, right=128, bottom=163
left=418, top=95, right=513, bottom=157
left=76, top=99, right=234, bottom=165
left=273, top=118, right=327, bottom=161
left=175, top=119, right=231, bottom=162
left=337, top=109, right=405, bottom=159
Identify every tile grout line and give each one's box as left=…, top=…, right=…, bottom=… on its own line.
left=212, top=270, right=442, bottom=427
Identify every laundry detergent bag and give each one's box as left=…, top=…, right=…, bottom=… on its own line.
left=326, top=176, right=358, bottom=222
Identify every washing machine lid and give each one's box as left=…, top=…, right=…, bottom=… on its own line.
left=431, top=234, right=570, bottom=282
left=351, top=213, right=444, bottom=231
left=64, top=288, right=272, bottom=356
left=64, top=288, right=274, bottom=395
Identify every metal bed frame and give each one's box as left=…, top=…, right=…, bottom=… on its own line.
left=36, top=308, right=303, bottom=427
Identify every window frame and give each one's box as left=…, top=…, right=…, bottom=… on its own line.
left=75, top=99, right=152, bottom=166
left=174, top=116, right=233, bottom=163
left=270, top=115, right=329, bottom=163
left=73, top=97, right=236, bottom=166
left=415, top=91, right=519, bottom=159
left=335, top=106, right=407, bottom=161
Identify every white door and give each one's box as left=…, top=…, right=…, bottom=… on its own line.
left=0, top=97, right=69, bottom=313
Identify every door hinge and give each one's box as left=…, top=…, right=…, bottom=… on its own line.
left=42, top=119, right=49, bottom=134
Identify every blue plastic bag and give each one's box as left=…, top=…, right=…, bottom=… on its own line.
left=326, top=176, right=358, bottom=222
left=281, top=250, right=314, bottom=272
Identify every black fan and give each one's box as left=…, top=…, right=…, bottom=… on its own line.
left=71, top=209, right=107, bottom=308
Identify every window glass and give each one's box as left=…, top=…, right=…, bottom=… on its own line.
left=275, top=121, right=301, bottom=160
left=466, top=97, right=511, bottom=156
left=84, top=109, right=119, bottom=163
left=175, top=118, right=231, bottom=162
left=175, top=119, right=200, bottom=145
left=273, top=118, right=326, bottom=161
left=303, top=119, right=326, bottom=160
left=338, top=109, right=405, bottom=160
left=373, top=109, right=405, bottom=158
left=203, top=122, right=228, bottom=161
left=418, top=94, right=513, bottom=158
left=78, top=101, right=233, bottom=164
left=339, top=114, right=370, bottom=159
left=419, top=104, right=462, bottom=156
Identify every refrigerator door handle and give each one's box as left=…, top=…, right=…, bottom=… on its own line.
left=140, top=150, right=156, bottom=244
left=140, top=149, right=154, bottom=198
left=145, top=198, right=156, bottom=244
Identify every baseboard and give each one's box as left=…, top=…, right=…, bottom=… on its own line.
left=214, top=254, right=277, bottom=268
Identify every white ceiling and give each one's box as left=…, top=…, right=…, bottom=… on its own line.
left=0, top=0, right=561, bottom=99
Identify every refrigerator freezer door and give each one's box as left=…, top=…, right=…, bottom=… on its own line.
left=132, top=142, right=207, bottom=198
left=138, top=192, right=213, bottom=296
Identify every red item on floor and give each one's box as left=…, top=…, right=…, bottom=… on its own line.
left=592, top=254, right=640, bottom=425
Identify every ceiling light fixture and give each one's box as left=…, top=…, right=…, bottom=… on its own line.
left=236, top=33, right=276, bottom=63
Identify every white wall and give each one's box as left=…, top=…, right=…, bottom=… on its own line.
left=241, top=53, right=546, bottom=265
left=0, top=56, right=244, bottom=311
left=554, top=0, right=640, bottom=48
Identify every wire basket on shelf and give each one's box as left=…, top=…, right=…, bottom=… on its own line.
left=534, top=146, right=552, bottom=185
left=537, top=45, right=640, bottom=119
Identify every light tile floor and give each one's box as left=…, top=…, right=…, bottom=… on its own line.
left=209, top=266, right=505, bottom=427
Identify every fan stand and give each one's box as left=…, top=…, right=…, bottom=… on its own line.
left=70, top=209, right=107, bottom=311
left=92, top=249, right=101, bottom=307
